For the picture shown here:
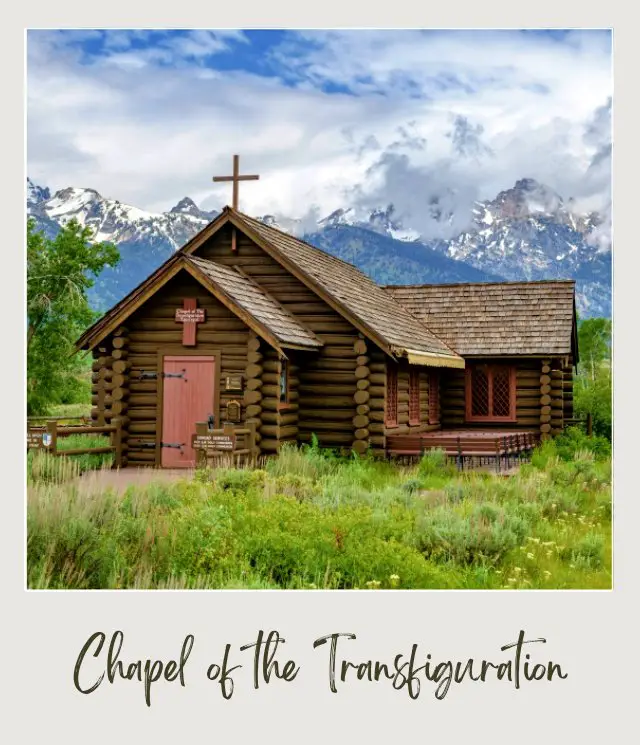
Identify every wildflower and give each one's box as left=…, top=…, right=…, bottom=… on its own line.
left=365, top=580, right=381, bottom=589
left=526, top=553, right=534, bottom=559
left=507, top=578, right=517, bottom=584
left=514, top=567, right=522, bottom=573
left=543, top=570, right=552, bottom=578
left=389, top=574, right=400, bottom=588
left=546, top=551, right=552, bottom=558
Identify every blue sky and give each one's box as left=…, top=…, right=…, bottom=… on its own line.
left=27, top=29, right=611, bottom=239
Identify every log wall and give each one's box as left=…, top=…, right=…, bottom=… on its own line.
left=197, top=224, right=366, bottom=451
left=95, top=272, right=252, bottom=466
left=383, top=359, right=442, bottom=438
left=441, top=358, right=545, bottom=430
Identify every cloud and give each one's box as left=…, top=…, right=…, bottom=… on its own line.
left=27, top=29, right=611, bottom=240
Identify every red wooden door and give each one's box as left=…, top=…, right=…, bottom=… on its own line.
left=161, top=356, right=215, bottom=468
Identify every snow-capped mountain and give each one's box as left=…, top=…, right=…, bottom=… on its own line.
left=26, top=177, right=611, bottom=317
left=440, top=179, right=611, bottom=316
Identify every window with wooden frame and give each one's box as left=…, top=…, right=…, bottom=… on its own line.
left=278, top=358, right=289, bottom=408
left=465, top=364, right=516, bottom=422
left=385, top=361, right=398, bottom=427
left=428, top=371, right=440, bottom=425
left=408, top=367, right=421, bottom=426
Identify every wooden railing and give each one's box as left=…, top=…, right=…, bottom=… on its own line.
left=192, top=421, right=259, bottom=468
left=27, top=418, right=125, bottom=468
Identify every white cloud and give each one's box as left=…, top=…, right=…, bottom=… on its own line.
left=27, top=29, right=611, bottom=241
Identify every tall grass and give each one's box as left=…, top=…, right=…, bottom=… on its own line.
left=27, top=436, right=611, bottom=590
left=28, top=434, right=113, bottom=485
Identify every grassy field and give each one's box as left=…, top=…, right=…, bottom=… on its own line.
left=26, top=428, right=611, bottom=590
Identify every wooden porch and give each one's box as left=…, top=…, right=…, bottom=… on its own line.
left=386, top=429, right=540, bottom=471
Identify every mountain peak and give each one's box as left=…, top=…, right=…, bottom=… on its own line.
left=170, top=197, right=200, bottom=216
left=26, top=178, right=51, bottom=208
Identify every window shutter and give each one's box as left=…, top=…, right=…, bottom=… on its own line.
left=428, top=371, right=440, bottom=425
left=409, top=368, right=420, bottom=425
left=386, top=362, right=398, bottom=427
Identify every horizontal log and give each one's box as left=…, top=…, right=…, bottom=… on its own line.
left=354, top=428, right=369, bottom=440
left=247, top=351, right=263, bottom=365
left=540, top=395, right=551, bottom=406
left=356, top=355, right=370, bottom=367
left=298, top=409, right=354, bottom=421
left=356, top=379, right=370, bottom=391
left=298, top=396, right=353, bottom=409
left=356, top=404, right=370, bottom=416
left=540, top=374, right=551, bottom=386
left=355, top=366, right=370, bottom=380
left=299, top=384, right=356, bottom=397
left=540, top=414, right=552, bottom=424
left=127, top=451, right=157, bottom=463
left=299, top=420, right=354, bottom=432
left=352, top=440, right=368, bottom=455
left=306, top=358, right=356, bottom=372
left=540, top=423, right=552, bottom=434
left=261, top=399, right=299, bottom=413
left=354, top=339, right=367, bottom=355
left=369, top=373, right=385, bottom=386
left=299, top=371, right=352, bottom=385
left=369, top=362, right=386, bottom=374
left=260, top=439, right=280, bottom=453
left=369, top=398, right=385, bottom=412
left=245, top=404, right=262, bottom=418
left=128, top=422, right=157, bottom=435
left=315, top=346, right=357, bottom=360
left=352, top=415, right=370, bottom=429
left=112, top=337, right=128, bottom=349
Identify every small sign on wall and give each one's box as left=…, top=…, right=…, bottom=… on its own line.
left=225, top=400, right=242, bottom=423
left=225, top=374, right=244, bottom=391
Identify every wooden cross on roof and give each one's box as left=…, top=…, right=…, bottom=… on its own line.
left=212, top=154, right=259, bottom=211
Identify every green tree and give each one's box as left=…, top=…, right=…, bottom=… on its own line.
left=27, top=218, right=120, bottom=414
left=578, top=317, right=611, bottom=381
left=575, top=317, right=612, bottom=440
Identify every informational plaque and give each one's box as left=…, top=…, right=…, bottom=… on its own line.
left=225, top=374, right=244, bottom=391
left=191, top=432, right=236, bottom=452
left=225, top=400, right=242, bottom=423
left=27, top=431, right=52, bottom=449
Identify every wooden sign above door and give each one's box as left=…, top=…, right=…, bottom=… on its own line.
left=175, top=298, right=206, bottom=346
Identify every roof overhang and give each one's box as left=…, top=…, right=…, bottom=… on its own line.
left=404, top=349, right=466, bottom=369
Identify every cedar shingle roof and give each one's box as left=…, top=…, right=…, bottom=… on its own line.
left=384, top=280, right=577, bottom=357
left=187, top=256, right=321, bottom=350
left=229, top=210, right=462, bottom=364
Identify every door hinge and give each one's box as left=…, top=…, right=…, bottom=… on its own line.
left=161, top=442, right=185, bottom=449
left=162, top=369, right=188, bottom=380
left=138, top=371, right=158, bottom=380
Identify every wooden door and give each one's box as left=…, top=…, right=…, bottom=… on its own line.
left=161, top=355, right=215, bottom=468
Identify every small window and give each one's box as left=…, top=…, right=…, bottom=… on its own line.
left=465, top=364, right=516, bottom=422
left=428, top=372, right=440, bottom=425
left=386, top=361, right=398, bottom=427
left=279, top=358, right=289, bottom=406
left=409, top=368, right=421, bottom=426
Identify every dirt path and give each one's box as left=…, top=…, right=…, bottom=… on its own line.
left=76, top=467, right=195, bottom=494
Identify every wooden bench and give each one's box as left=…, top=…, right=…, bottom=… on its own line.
left=387, top=431, right=538, bottom=471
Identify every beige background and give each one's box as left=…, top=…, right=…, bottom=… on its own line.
left=6, top=5, right=636, bottom=743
